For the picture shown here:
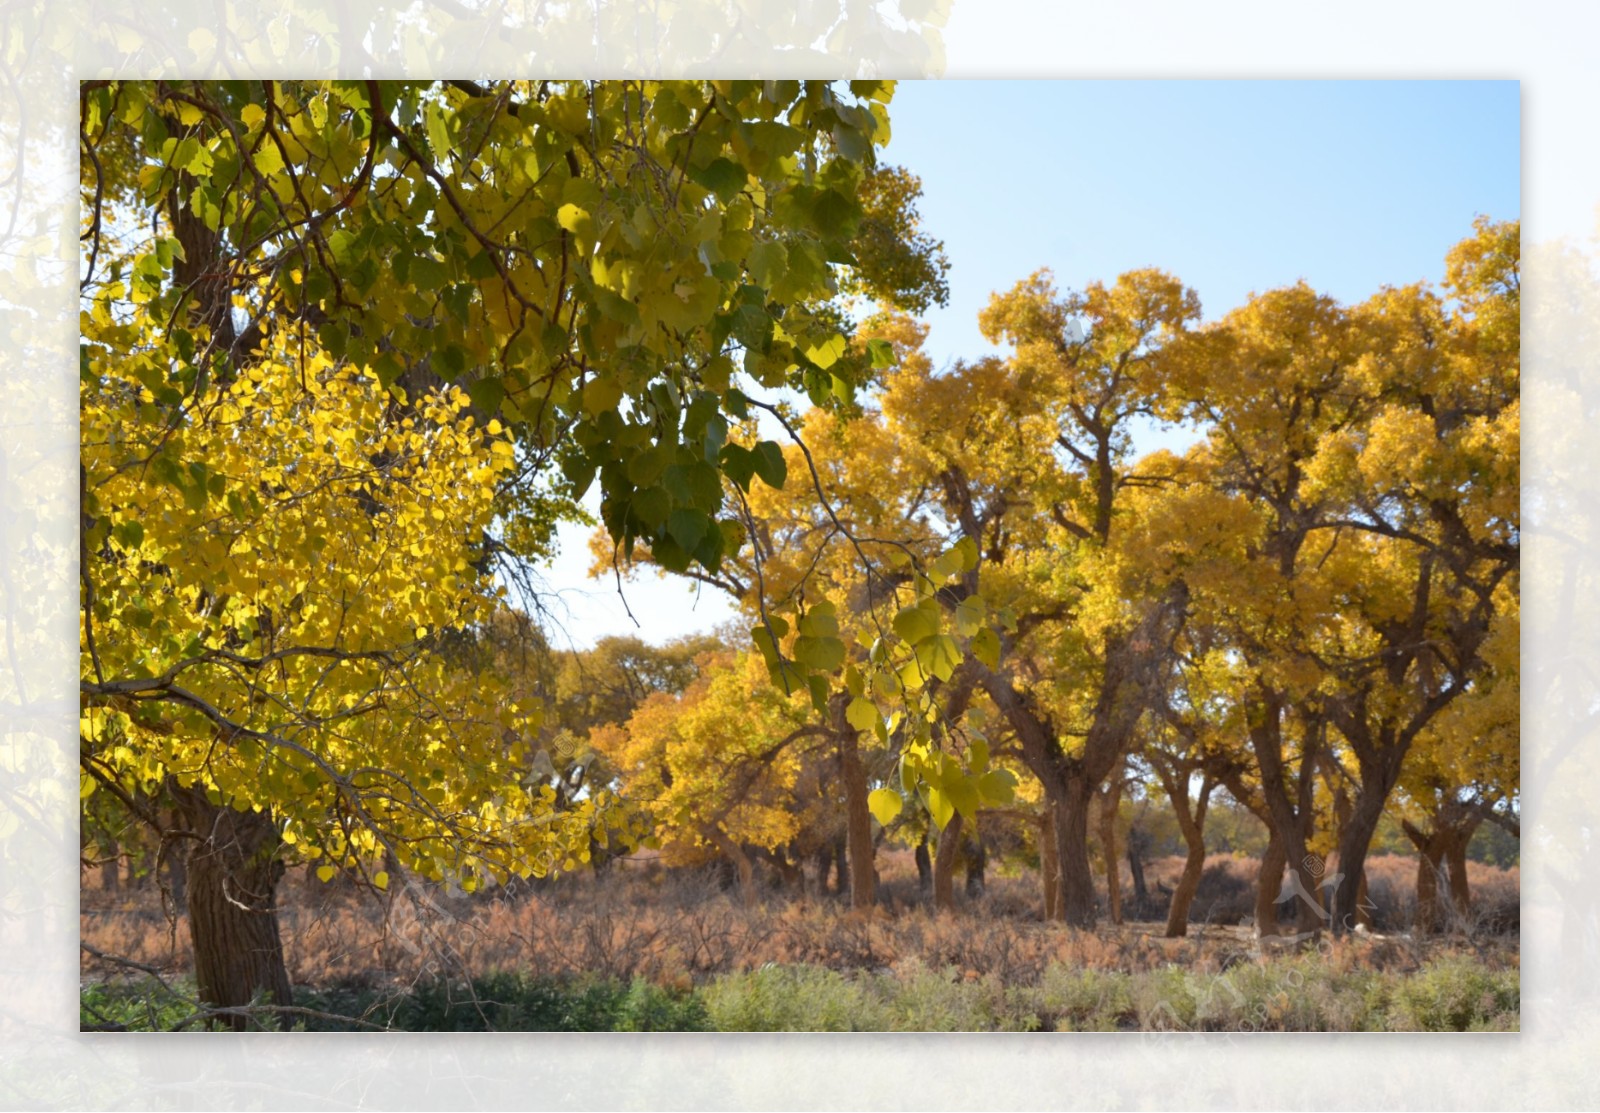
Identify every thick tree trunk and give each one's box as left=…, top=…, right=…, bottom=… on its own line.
left=1055, top=782, right=1098, bottom=928
left=1099, top=773, right=1123, bottom=925
left=832, top=837, right=848, bottom=897
left=171, top=788, right=292, bottom=1029
left=834, top=700, right=877, bottom=911
left=1288, top=847, right=1327, bottom=936
left=1255, top=830, right=1285, bottom=936
left=1414, top=837, right=1448, bottom=933
left=1329, top=784, right=1391, bottom=935
left=932, top=811, right=965, bottom=913
left=1039, top=809, right=1059, bottom=920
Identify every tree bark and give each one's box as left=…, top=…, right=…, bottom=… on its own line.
left=1413, top=834, right=1448, bottom=933
left=705, top=827, right=756, bottom=904
left=1099, top=769, right=1123, bottom=925
left=100, top=838, right=120, bottom=895
left=1153, top=759, right=1215, bottom=937
left=964, top=830, right=987, bottom=897
left=833, top=701, right=877, bottom=911
left=1328, top=762, right=1402, bottom=934
left=1055, top=782, right=1098, bottom=927
left=170, top=786, right=292, bottom=1029
left=1445, top=828, right=1474, bottom=920
left=914, top=831, right=933, bottom=898
left=1127, top=827, right=1151, bottom=919
left=1255, top=830, right=1285, bottom=936
left=1039, top=808, right=1059, bottom=920
left=932, top=811, right=965, bottom=913
left=813, top=843, right=835, bottom=897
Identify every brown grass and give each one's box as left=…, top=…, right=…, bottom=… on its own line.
left=81, top=848, right=1519, bottom=992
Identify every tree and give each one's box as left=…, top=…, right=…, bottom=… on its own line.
left=78, top=331, right=607, bottom=1022
left=875, top=271, right=1202, bottom=926
left=589, top=650, right=827, bottom=900
left=79, top=78, right=908, bottom=1020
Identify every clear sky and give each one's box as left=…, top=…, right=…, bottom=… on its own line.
left=536, top=79, right=1521, bottom=651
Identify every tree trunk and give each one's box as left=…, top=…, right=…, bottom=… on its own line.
left=964, top=831, right=987, bottom=897
left=1255, top=830, right=1285, bottom=936
left=1127, top=828, right=1151, bottom=919
left=1288, top=848, right=1327, bottom=936
left=914, top=831, right=932, bottom=897
left=1039, top=809, right=1059, bottom=920
left=100, top=839, right=120, bottom=895
left=1055, top=781, right=1098, bottom=928
left=1414, top=837, right=1448, bottom=933
left=1445, top=829, right=1473, bottom=923
left=1328, top=783, right=1391, bottom=935
left=707, top=828, right=755, bottom=904
left=932, top=811, right=965, bottom=913
left=171, top=787, right=292, bottom=1030
left=1099, top=772, right=1123, bottom=925
left=834, top=700, right=877, bottom=910
left=1166, top=828, right=1207, bottom=938
left=832, top=837, right=848, bottom=897
left=813, top=843, right=834, bottom=897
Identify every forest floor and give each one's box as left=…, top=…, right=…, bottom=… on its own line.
left=79, top=850, right=1520, bottom=1032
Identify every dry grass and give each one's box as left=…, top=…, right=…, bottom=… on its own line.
left=81, top=848, right=1519, bottom=995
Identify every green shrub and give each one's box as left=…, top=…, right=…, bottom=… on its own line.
left=1387, top=956, right=1519, bottom=1031
left=292, top=971, right=708, bottom=1032
left=80, top=978, right=199, bottom=1031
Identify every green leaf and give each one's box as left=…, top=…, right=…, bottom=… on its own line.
left=914, top=634, right=962, bottom=683
left=892, top=601, right=940, bottom=646
left=798, top=601, right=839, bottom=639
left=927, top=787, right=954, bottom=831
left=752, top=441, right=787, bottom=490
left=845, top=696, right=879, bottom=732
left=793, top=634, right=846, bottom=673
left=807, top=673, right=830, bottom=715
left=868, top=787, right=904, bottom=827
left=667, top=508, right=709, bottom=553
left=691, top=157, right=748, bottom=203
left=946, top=774, right=981, bottom=823
left=977, top=768, right=1017, bottom=806
left=929, top=547, right=965, bottom=584
left=969, top=737, right=989, bottom=774
left=955, top=537, right=980, bottom=571
left=970, top=627, right=1001, bottom=670
left=748, top=240, right=787, bottom=287
left=720, top=443, right=757, bottom=492
left=954, top=596, right=985, bottom=637
left=627, top=445, right=672, bottom=487
left=467, top=377, right=504, bottom=416
left=631, top=486, right=670, bottom=526
left=803, top=333, right=847, bottom=371
left=867, top=338, right=895, bottom=369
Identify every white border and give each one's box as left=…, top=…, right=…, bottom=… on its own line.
left=5, top=2, right=1593, bottom=1108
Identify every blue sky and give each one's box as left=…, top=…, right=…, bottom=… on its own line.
left=537, top=80, right=1521, bottom=651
